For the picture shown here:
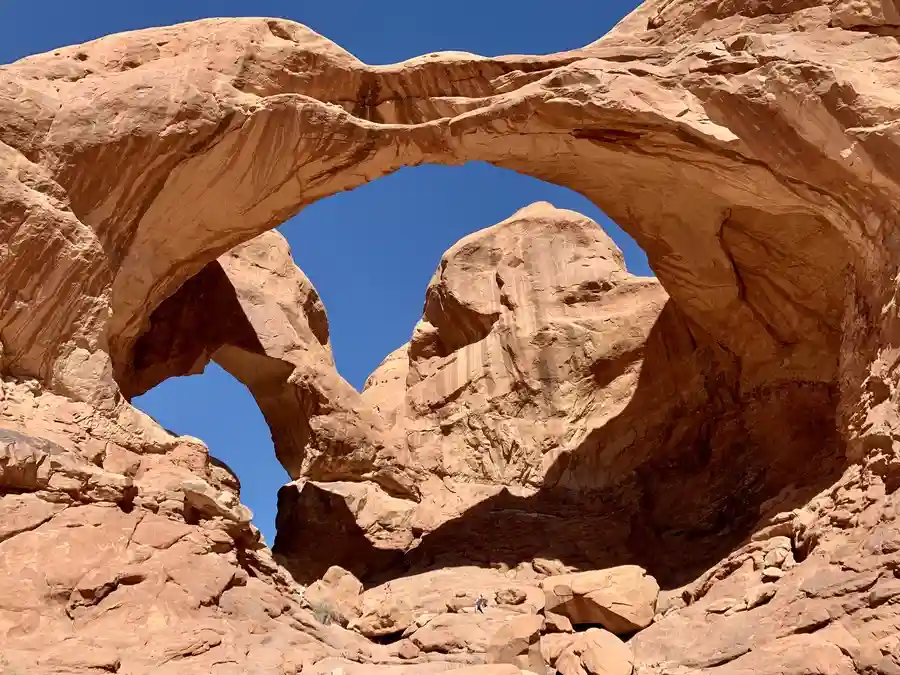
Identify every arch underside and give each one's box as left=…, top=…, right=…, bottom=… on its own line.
left=4, top=4, right=900, bottom=672
left=122, top=232, right=420, bottom=499
left=2, top=13, right=885, bottom=407
left=1, top=10, right=891, bottom=577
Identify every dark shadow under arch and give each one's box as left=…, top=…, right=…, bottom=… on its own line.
left=274, top=300, right=846, bottom=589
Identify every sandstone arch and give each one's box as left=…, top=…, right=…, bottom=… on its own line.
left=123, top=231, right=420, bottom=497
left=3, top=5, right=885, bottom=422
left=273, top=201, right=846, bottom=586
left=3, top=2, right=900, bottom=673
left=2, top=4, right=893, bottom=571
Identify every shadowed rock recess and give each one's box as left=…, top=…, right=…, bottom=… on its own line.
left=2, top=0, right=900, bottom=672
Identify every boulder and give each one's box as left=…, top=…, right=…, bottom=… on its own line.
left=353, top=567, right=542, bottom=638
left=556, top=629, right=634, bottom=675
left=543, top=612, right=574, bottom=634
left=542, top=633, right=580, bottom=668
left=303, top=566, right=363, bottom=627
left=410, top=612, right=511, bottom=654
left=542, top=566, right=659, bottom=633
left=487, top=614, right=544, bottom=672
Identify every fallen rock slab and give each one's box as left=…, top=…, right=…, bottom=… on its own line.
left=556, top=628, right=634, bottom=675
left=487, top=614, right=544, bottom=672
left=542, top=566, right=659, bottom=633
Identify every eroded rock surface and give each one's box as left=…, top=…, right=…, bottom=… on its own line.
left=3, top=1, right=900, bottom=673
left=123, top=230, right=419, bottom=499
left=276, top=202, right=841, bottom=591
left=541, top=566, right=660, bottom=633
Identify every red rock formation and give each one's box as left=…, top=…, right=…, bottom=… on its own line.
left=121, top=231, right=419, bottom=498
left=276, top=203, right=842, bottom=590
left=2, top=1, right=900, bottom=673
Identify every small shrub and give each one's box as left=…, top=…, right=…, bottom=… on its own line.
left=308, top=599, right=338, bottom=625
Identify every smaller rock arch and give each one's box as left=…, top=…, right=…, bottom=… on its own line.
left=122, top=231, right=420, bottom=498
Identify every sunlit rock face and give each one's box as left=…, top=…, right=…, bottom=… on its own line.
left=275, top=202, right=841, bottom=591
left=3, top=0, right=900, bottom=672
left=122, top=231, right=420, bottom=499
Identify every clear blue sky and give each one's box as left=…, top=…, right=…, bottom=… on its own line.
left=2, top=0, right=645, bottom=543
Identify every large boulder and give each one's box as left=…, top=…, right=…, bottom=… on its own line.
left=302, top=566, right=363, bottom=627
left=556, top=629, right=634, bottom=675
left=486, top=614, right=544, bottom=672
left=542, top=566, right=659, bottom=633
left=352, top=567, right=544, bottom=639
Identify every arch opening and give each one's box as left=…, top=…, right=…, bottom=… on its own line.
left=122, top=160, right=846, bottom=589
left=281, top=162, right=652, bottom=391
left=125, top=162, right=654, bottom=543
left=132, top=363, right=287, bottom=543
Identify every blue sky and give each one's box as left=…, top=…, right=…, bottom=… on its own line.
left=2, top=0, right=645, bottom=543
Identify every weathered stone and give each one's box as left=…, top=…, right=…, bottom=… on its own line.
left=353, top=567, right=542, bottom=638
left=410, top=612, right=510, bottom=654
left=486, top=614, right=543, bottom=670
left=543, top=611, right=574, bottom=634
left=3, top=2, right=900, bottom=674
left=556, top=629, right=633, bottom=675
left=542, top=566, right=659, bottom=633
left=303, top=566, right=363, bottom=627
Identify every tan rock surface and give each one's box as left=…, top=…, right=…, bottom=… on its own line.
left=542, top=633, right=581, bottom=668
left=302, top=565, right=364, bottom=627
left=278, top=203, right=671, bottom=578
left=542, top=566, right=660, bottom=633
left=486, top=614, right=545, bottom=672
left=352, top=567, right=544, bottom=639
left=279, top=198, right=843, bottom=590
left=386, top=201, right=665, bottom=489
left=3, top=1, right=900, bottom=673
left=0, top=8, right=859, bottom=402
left=122, top=230, right=419, bottom=500
left=556, top=628, right=634, bottom=675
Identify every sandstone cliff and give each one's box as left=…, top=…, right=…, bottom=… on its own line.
left=3, top=1, right=900, bottom=673
left=276, top=201, right=841, bottom=592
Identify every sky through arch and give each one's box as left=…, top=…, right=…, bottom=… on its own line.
left=4, top=0, right=647, bottom=542
left=135, top=163, right=651, bottom=542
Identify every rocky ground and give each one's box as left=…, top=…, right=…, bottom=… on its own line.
left=4, top=0, right=900, bottom=672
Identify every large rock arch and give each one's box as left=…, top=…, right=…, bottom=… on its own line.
left=3, top=2, right=900, bottom=672
left=3, top=2, right=888, bottom=418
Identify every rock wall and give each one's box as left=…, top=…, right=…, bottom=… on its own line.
left=275, top=202, right=843, bottom=588
left=3, top=1, right=900, bottom=673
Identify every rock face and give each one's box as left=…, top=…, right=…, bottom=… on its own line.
left=541, top=567, right=660, bottom=633
left=122, top=230, right=418, bottom=499
left=275, top=201, right=839, bottom=590
left=276, top=202, right=685, bottom=581
left=556, top=629, right=634, bottom=675
left=3, top=1, right=900, bottom=674
left=301, top=565, right=364, bottom=627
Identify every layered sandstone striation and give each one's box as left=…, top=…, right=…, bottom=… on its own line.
left=276, top=202, right=840, bottom=589
left=276, top=202, right=673, bottom=580
left=3, top=0, right=900, bottom=673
